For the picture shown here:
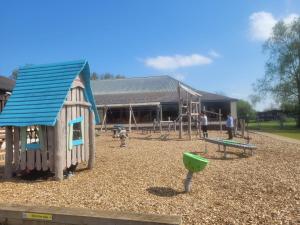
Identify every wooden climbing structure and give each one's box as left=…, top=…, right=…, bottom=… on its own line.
left=177, top=83, right=201, bottom=140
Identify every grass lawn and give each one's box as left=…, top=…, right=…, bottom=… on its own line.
left=248, top=119, right=300, bottom=140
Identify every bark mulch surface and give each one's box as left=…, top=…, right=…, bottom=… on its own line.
left=0, top=131, right=299, bottom=225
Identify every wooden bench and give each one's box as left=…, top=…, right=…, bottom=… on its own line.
left=204, top=138, right=257, bottom=158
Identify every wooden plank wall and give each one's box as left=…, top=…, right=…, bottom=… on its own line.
left=63, top=76, right=89, bottom=169
left=15, top=126, right=55, bottom=172
left=0, top=95, right=9, bottom=163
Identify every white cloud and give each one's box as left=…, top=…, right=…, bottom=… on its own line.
left=173, top=73, right=186, bottom=81
left=249, top=11, right=299, bottom=41
left=144, top=54, right=212, bottom=70
left=249, top=11, right=277, bottom=41
left=208, top=50, right=221, bottom=58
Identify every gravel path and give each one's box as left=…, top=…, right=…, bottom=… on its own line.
left=0, top=131, right=299, bottom=225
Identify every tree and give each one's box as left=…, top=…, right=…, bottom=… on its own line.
left=115, top=74, right=125, bottom=79
left=254, top=18, right=300, bottom=127
left=90, top=72, right=126, bottom=80
left=237, top=100, right=256, bottom=121
left=99, top=73, right=114, bottom=80
left=90, top=72, right=99, bottom=80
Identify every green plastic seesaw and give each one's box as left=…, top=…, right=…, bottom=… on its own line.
left=183, top=152, right=209, bottom=193
left=222, top=139, right=240, bottom=145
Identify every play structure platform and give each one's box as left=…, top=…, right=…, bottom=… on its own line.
left=204, top=138, right=257, bottom=158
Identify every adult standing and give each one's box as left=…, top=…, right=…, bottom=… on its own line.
left=201, top=112, right=208, bottom=138
left=226, top=113, right=234, bottom=139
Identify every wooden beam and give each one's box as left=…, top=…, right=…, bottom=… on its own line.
left=178, top=84, right=182, bottom=139
left=64, top=101, right=91, bottom=107
left=88, top=110, right=95, bottom=169
left=219, top=108, right=222, bottom=132
left=0, top=204, right=182, bottom=225
left=130, top=106, right=138, bottom=131
left=100, top=107, right=107, bottom=132
left=179, top=83, right=201, bottom=97
left=13, top=127, right=20, bottom=171
left=54, top=116, right=64, bottom=181
left=97, top=102, right=161, bottom=108
left=129, top=106, right=132, bottom=132
left=4, top=126, right=13, bottom=179
left=198, top=97, right=202, bottom=138
left=188, top=95, right=192, bottom=141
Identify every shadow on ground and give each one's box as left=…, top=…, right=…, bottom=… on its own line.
left=131, top=134, right=188, bottom=142
left=147, top=187, right=185, bottom=197
left=0, top=165, right=89, bottom=183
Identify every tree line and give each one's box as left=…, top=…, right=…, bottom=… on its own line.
left=90, top=72, right=126, bottom=80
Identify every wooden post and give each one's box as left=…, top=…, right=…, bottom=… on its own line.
left=159, top=105, right=163, bottom=133
left=178, top=84, right=183, bottom=139
left=130, top=106, right=138, bottom=131
left=160, top=105, right=163, bottom=122
left=129, top=105, right=132, bottom=132
left=156, top=105, right=160, bottom=122
left=54, top=118, right=64, bottom=181
left=88, top=110, right=95, bottom=169
left=198, top=98, right=202, bottom=137
left=219, top=108, right=222, bottom=133
left=234, top=119, right=239, bottom=137
left=241, top=119, right=245, bottom=138
left=100, top=107, right=107, bottom=132
left=4, top=126, right=13, bottom=179
left=188, top=95, right=192, bottom=141
left=13, top=127, right=20, bottom=171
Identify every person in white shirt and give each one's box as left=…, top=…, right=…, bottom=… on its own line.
left=201, top=112, right=208, bottom=138
left=226, top=113, right=234, bottom=139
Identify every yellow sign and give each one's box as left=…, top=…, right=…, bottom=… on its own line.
left=22, top=212, right=53, bottom=221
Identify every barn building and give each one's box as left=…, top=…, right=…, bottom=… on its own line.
left=0, top=60, right=99, bottom=180
left=91, top=75, right=237, bottom=126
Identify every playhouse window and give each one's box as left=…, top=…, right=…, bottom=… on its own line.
left=21, top=126, right=43, bottom=150
left=68, top=117, right=84, bottom=149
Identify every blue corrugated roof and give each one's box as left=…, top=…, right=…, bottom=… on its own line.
left=0, top=60, right=100, bottom=127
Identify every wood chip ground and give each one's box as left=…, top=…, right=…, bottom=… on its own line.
left=0, top=131, right=299, bottom=225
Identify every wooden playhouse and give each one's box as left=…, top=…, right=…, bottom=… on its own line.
left=0, top=60, right=100, bottom=180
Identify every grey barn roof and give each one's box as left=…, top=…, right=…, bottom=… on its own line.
left=0, top=76, right=15, bottom=92
left=91, top=75, right=237, bottom=106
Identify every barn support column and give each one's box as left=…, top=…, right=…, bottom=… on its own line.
left=88, top=110, right=95, bottom=169
left=129, top=106, right=132, bottom=132
left=198, top=97, right=202, bottom=137
left=178, top=85, right=183, bottom=139
left=4, top=126, right=13, bottom=179
left=188, top=94, right=192, bottom=140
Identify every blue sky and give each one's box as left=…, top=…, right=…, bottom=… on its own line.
left=1, top=0, right=300, bottom=110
